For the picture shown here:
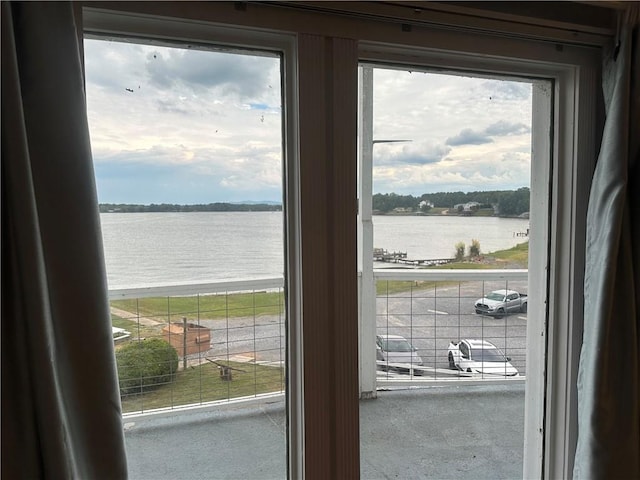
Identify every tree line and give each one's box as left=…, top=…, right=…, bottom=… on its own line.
left=373, top=187, right=530, bottom=216
left=99, top=203, right=282, bottom=213
left=100, top=188, right=529, bottom=216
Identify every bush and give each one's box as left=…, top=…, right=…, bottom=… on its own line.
left=454, top=241, right=466, bottom=261
left=470, top=239, right=481, bottom=257
left=116, top=338, right=179, bottom=396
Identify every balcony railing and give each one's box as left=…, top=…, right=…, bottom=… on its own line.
left=109, top=278, right=286, bottom=416
left=110, top=270, right=527, bottom=416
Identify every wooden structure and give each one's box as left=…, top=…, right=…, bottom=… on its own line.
left=162, top=320, right=210, bottom=357
left=374, top=248, right=452, bottom=267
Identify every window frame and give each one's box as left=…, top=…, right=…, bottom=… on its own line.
left=81, top=8, right=304, bottom=478
left=357, top=40, right=598, bottom=479
left=81, top=4, right=602, bottom=479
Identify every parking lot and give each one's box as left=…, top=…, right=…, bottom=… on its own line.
left=376, top=279, right=528, bottom=375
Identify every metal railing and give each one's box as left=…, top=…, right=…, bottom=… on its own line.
left=109, top=278, right=286, bottom=416
left=110, top=270, right=527, bottom=415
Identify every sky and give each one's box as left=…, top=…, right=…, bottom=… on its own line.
left=85, top=38, right=532, bottom=205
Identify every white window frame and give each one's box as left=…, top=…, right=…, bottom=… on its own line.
left=82, top=5, right=602, bottom=479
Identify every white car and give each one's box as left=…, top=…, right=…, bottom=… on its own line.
left=376, top=334, right=423, bottom=373
left=448, top=339, right=519, bottom=376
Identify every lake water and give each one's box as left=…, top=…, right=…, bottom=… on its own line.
left=100, top=212, right=529, bottom=289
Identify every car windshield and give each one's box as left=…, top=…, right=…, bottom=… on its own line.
left=382, top=339, right=413, bottom=352
left=485, top=292, right=506, bottom=301
left=472, top=347, right=507, bottom=362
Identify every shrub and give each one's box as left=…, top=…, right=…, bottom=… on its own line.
left=116, top=338, right=179, bottom=396
left=470, top=239, right=481, bottom=257
left=454, top=241, right=466, bottom=261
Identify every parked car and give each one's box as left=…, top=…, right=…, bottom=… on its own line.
left=474, top=289, right=527, bottom=318
left=448, top=339, right=519, bottom=376
left=376, top=334, right=423, bottom=374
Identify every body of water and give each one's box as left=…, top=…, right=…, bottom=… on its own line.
left=373, top=215, right=529, bottom=260
left=100, top=212, right=529, bottom=289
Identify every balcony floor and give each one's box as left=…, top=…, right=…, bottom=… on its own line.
left=124, top=383, right=524, bottom=479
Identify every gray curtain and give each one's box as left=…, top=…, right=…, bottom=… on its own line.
left=575, top=5, right=640, bottom=479
left=1, top=2, right=128, bottom=478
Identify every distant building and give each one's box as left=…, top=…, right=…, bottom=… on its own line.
left=454, top=202, right=480, bottom=213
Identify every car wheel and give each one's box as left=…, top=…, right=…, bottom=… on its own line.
left=448, top=353, right=456, bottom=369
left=521, top=303, right=527, bottom=313
left=495, top=308, right=505, bottom=319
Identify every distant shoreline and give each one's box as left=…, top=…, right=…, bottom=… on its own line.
left=99, top=203, right=282, bottom=213
left=374, top=211, right=529, bottom=219
left=99, top=207, right=527, bottom=220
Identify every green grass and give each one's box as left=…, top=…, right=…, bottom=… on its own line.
left=111, top=314, right=163, bottom=346
left=426, top=207, right=447, bottom=214
left=473, top=208, right=495, bottom=216
left=111, top=290, right=284, bottom=323
left=487, top=241, right=529, bottom=267
left=377, top=280, right=425, bottom=296
left=120, top=360, right=284, bottom=413
left=112, top=314, right=134, bottom=331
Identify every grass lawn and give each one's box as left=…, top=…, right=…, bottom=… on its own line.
left=111, top=314, right=160, bottom=341
left=426, top=207, right=447, bottom=215
left=111, top=290, right=284, bottom=323
left=120, top=360, right=284, bottom=413
left=488, top=241, right=529, bottom=266
left=473, top=208, right=496, bottom=216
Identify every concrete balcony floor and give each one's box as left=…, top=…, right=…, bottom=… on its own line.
left=124, top=383, right=525, bottom=479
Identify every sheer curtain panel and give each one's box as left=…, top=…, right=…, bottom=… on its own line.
left=1, top=2, right=128, bottom=478
left=575, top=5, right=640, bottom=479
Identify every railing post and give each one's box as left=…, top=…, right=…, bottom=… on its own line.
left=182, top=316, right=187, bottom=370
left=359, top=65, right=377, bottom=399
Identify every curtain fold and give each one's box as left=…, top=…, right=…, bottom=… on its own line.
left=575, top=5, right=640, bottom=479
left=1, top=2, right=128, bottom=478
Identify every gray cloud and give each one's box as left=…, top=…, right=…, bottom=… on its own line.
left=445, top=120, right=530, bottom=147
left=84, top=40, right=147, bottom=91
left=376, top=143, right=451, bottom=166
left=145, top=49, right=276, bottom=99
left=445, top=128, right=493, bottom=146
left=84, top=38, right=279, bottom=103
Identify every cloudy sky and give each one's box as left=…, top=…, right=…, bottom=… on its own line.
left=85, top=38, right=532, bottom=204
